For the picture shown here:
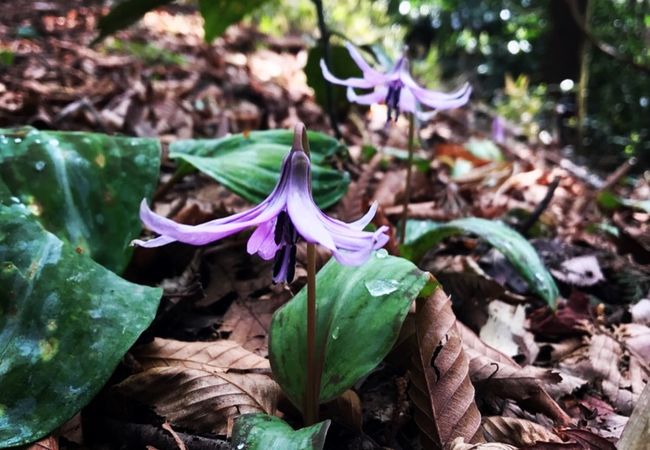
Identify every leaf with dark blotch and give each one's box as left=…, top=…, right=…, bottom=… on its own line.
left=0, top=205, right=161, bottom=447
left=232, top=414, right=330, bottom=450
left=481, top=416, right=562, bottom=446
left=115, top=367, right=279, bottom=436
left=458, top=323, right=572, bottom=425
left=132, top=337, right=270, bottom=372
left=0, top=126, right=160, bottom=272
left=408, top=287, right=482, bottom=449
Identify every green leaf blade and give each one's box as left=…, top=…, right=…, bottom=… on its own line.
left=269, top=254, right=428, bottom=409
left=0, top=127, right=161, bottom=273
left=170, top=130, right=349, bottom=209
left=0, top=204, right=161, bottom=446
left=401, top=217, right=559, bottom=307
left=232, top=414, right=330, bottom=450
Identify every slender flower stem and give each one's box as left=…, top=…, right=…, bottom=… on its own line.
left=399, top=113, right=415, bottom=244
left=296, top=124, right=319, bottom=425
left=304, top=243, right=318, bottom=425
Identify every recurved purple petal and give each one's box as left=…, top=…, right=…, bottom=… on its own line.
left=131, top=234, right=177, bottom=248
left=247, top=218, right=279, bottom=260
left=320, top=59, right=380, bottom=89
left=138, top=198, right=284, bottom=246
left=398, top=86, right=418, bottom=114
left=344, top=42, right=388, bottom=81
left=330, top=227, right=390, bottom=265
left=346, top=86, right=388, bottom=105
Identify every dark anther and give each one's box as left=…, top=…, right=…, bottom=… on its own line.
left=385, top=82, right=403, bottom=122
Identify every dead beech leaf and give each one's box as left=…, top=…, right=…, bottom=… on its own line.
left=115, top=367, right=279, bottom=436
left=556, top=428, right=616, bottom=450
left=219, top=294, right=287, bottom=356
left=26, top=436, right=59, bottom=450
left=445, top=437, right=515, bottom=450
left=132, top=337, right=270, bottom=372
left=559, top=333, right=637, bottom=414
left=479, top=300, right=539, bottom=365
left=617, top=383, right=650, bottom=450
left=409, top=287, right=482, bottom=449
left=459, top=323, right=572, bottom=424
left=481, top=416, right=562, bottom=446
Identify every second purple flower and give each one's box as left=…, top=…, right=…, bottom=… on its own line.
left=320, top=43, right=471, bottom=121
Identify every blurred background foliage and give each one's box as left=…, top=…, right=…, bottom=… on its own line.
left=87, top=0, right=650, bottom=172
left=248, top=0, right=649, bottom=172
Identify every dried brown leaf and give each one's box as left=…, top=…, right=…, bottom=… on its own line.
left=459, top=323, right=572, bottom=425
left=445, top=437, right=515, bottom=450
left=26, top=436, right=59, bottom=450
left=409, top=287, right=482, bottom=449
left=556, top=428, right=616, bottom=450
left=132, top=337, right=270, bottom=372
left=116, top=367, right=279, bottom=436
left=481, top=416, right=562, bottom=446
left=617, top=383, right=650, bottom=450
left=219, top=294, right=287, bottom=356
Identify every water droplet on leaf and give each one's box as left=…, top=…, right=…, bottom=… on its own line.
left=34, top=160, right=46, bottom=171
left=375, top=248, right=388, bottom=259
left=365, top=279, right=400, bottom=296
left=331, top=326, right=340, bottom=340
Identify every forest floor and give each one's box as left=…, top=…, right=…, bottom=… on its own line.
left=1, top=2, right=649, bottom=450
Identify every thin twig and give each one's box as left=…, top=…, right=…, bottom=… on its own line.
left=518, top=176, right=561, bottom=236
left=565, top=0, right=650, bottom=75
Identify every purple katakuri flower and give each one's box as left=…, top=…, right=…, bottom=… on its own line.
left=491, top=116, right=506, bottom=145
left=320, top=43, right=471, bottom=121
left=132, top=123, right=389, bottom=283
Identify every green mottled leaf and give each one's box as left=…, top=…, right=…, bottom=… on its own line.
left=269, top=253, right=428, bottom=410
left=170, top=130, right=349, bottom=208
left=401, top=218, right=559, bottom=307
left=232, top=414, right=330, bottom=450
left=199, top=0, right=269, bottom=42
left=0, top=204, right=161, bottom=447
left=0, top=127, right=160, bottom=272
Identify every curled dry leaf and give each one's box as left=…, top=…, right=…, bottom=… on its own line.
left=481, top=416, right=562, bottom=446
left=132, top=337, right=270, bottom=372
left=219, top=295, right=288, bottom=356
left=26, top=436, right=59, bottom=450
left=458, top=323, right=573, bottom=425
left=115, top=367, right=279, bottom=436
left=559, top=333, right=637, bottom=415
left=445, top=437, right=516, bottom=450
left=409, top=287, right=482, bottom=449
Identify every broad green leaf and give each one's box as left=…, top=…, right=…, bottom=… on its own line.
left=93, top=0, right=174, bottom=44
left=0, top=127, right=160, bottom=273
left=199, top=0, right=269, bottom=42
left=0, top=204, right=161, bottom=447
left=401, top=218, right=559, bottom=307
left=269, top=253, right=428, bottom=410
left=170, top=130, right=349, bottom=208
left=232, top=414, right=330, bottom=450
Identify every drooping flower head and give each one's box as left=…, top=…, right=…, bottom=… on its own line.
left=133, top=123, right=389, bottom=283
left=320, top=43, right=471, bottom=121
